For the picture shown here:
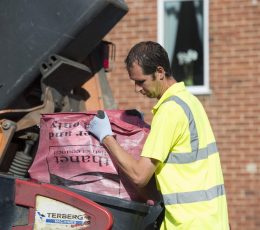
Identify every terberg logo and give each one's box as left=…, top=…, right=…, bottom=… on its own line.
left=36, top=211, right=91, bottom=225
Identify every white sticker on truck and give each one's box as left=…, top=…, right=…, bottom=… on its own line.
left=34, top=195, right=91, bottom=229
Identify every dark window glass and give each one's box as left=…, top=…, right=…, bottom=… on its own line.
left=163, top=0, right=204, bottom=86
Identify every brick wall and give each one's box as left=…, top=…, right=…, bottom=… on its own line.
left=105, top=0, right=260, bottom=229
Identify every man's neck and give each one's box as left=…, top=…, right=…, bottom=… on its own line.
left=158, top=77, right=177, bottom=99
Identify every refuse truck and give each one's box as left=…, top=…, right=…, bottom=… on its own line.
left=0, top=1, right=163, bottom=229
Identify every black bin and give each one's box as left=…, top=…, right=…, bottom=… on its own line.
left=69, top=188, right=164, bottom=230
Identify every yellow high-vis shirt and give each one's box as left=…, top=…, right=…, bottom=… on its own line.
left=141, top=82, right=229, bottom=230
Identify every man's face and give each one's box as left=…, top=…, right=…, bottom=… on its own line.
left=128, top=62, right=160, bottom=99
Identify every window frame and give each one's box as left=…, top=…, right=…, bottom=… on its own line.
left=157, top=0, right=211, bottom=95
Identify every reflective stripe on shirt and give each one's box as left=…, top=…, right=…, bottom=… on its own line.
left=163, top=96, right=218, bottom=164
left=163, top=184, right=225, bottom=205
left=165, top=142, right=218, bottom=164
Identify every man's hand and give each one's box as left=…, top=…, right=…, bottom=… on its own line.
left=88, top=110, right=113, bottom=143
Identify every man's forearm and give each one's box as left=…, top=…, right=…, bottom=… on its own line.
left=103, top=136, right=140, bottom=183
left=102, top=135, right=156, bottom=187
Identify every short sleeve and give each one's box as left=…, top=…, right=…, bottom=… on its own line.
left=141, top=101, right=187, bottom=162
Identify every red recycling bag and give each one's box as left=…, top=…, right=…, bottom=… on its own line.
left=29, top=110, right=159, bottom=202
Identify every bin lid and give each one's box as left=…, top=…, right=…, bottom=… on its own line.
left=0, top=0, right=128, bottom=109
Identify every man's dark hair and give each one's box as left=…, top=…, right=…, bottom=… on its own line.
left=124, top=41, right=172, bottom=77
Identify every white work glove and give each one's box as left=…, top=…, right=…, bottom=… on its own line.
left=88, top=110, right=113, bottom=143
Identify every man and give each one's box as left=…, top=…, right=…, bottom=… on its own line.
left=89, top=41, right=229, bottom=229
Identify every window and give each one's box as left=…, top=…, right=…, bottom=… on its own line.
left=158, top=0, right=210, bottom=94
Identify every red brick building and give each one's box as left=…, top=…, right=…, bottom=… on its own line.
left=104, top=0, right=260, bottom=229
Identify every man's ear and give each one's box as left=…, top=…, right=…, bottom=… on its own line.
left=156, top=66, right=165, bottom=80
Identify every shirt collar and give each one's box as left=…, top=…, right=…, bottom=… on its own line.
left=152, top=82, right=186, bottom=114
